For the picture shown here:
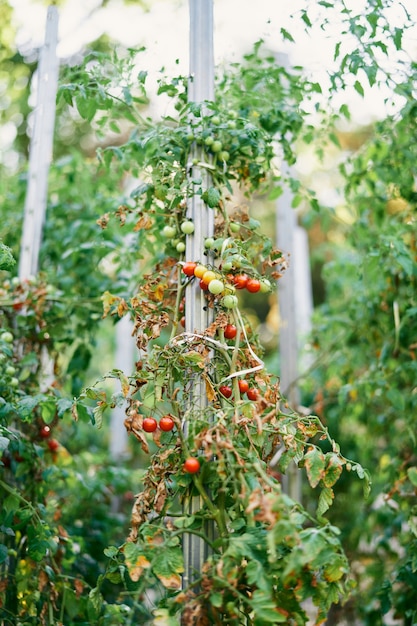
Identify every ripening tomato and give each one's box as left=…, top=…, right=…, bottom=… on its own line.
left=47, top=438, right=59, bottom=452
left=238, top=379, right=249, bottom=394
left=180, top=316, right=186, bottom=327
left=233, top=274, right=248, bottom=289
left=199, top=279, right=209, bottom=291
left=182, top=262, right=197, bottom=277
left=143, top=417, right=158, bottom=433
left=247, top=388, right=259, bottom=401
left=246, top=278, right=261, bottom=293
left=159, top=416, right=175, bottom=432
left=219, top=385, right=233, bottom=398
left=201, top=270, right=216, bottom=284
left=194, top=265, right=207, bottom=278
left=40, top=425, right=51, bottom=439
left=224, top=324, right=237, bottom=339
left=183, top=457, right=201, bottom=474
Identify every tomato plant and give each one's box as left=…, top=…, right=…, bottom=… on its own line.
left=60, top=44, right=372, bottom=625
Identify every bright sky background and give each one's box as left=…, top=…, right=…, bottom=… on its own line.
left=8, top=0, right=417, bottom=126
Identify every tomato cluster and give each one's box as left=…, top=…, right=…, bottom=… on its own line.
left=181, top=261, right=270, bottom=310
left=142, top=415, right=175, bottom=433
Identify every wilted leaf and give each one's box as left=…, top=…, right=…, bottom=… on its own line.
left=153, top=547, right=183, bottom=589
left=204, top=375, right=216, bottom=401
left=124, top=543, right=151, bottom=582
left=305, top=447, right=326, bottom=488
left=323, top=453, right=344, bottom=488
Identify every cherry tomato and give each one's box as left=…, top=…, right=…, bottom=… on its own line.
left=246, top=278, right=261, bottom=293
left=183, top=457, right=201, bottom=474
left=180, top=316, right=186, bottom=327
left=194, top=265, right=207, bottom=279
left=233, top=274, right=248, bottom=289
left=201, top=270, right=216, bottom=284
left=143, top=417, right=158, bottom=433
left=224, top=324, right=237, bottom=340
left=199, top=279, right=209, bottom=291
left=47, top=438, right=59, bottom=452
left=238, top=379, right=249, bottom=394
left=182, top=262, right=197, bottom=277
left=219, top=385, right=232, bottom=399
left=247, top=388, right=259, bottom=401
left=40, top=425, right=51, bottom=439
left=159, top=416, right=175, bottom=432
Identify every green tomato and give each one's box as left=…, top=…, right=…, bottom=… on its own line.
left=260, top=278, right=272, bottom=293
left=1, top=332, right=14, bottom=344
left=211, top=115, right=221, bottom=125
left=208, top=279, right=225, bottom=295
left=211, top=140, right=223, bottom=153
left=229, top=222, right=240, bottom=233
left=204, top=135, right=214, bottom=146
left=204, top=237, right=215, bottom=250
left=227, top=120, right=237, bottom=129
left=231, top=254, right=244, bottom=268
left=180, top=221, right=195, bottom=235
left=222, top=259, right=234, bottom=272
left=176, top=242, right=186, bottom=253
left=218, top=150, right=230, bottom=161
left=162, top=225, right=176, bottom=239
left=9, top=377, right=19, bottom=388
left=221, top=295, right=238, bottom=309
left=5, top=365, right=16, bottom=376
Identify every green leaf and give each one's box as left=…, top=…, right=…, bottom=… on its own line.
left=0, top=242, right=15, bottom=271
left=0, top=544, right=8, bottom=564
left=393, top=27, right=403, bottom=50
left=280, top=28, right=295, bottom=43
left=304, top=447, right=326, bottom=488
left=40, top=398, right=57, bottom=424
left=251, top=590, right=287, bottom=623
left=407, top=467, right=417, bottom=488
left=205, top=186, right=221, bottom=208
left=88, top=587, right=104, bottom=621
left=3, top=494, right=20, bottom=515
left=0, top=436, right=9, bottom=452
left=353, top=80, right=364, bottom=97
left=317, top=487, right=334, bottom=517
left=76, top=95, right=97, bottom=122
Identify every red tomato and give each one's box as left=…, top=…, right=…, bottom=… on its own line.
left=180, top=316, right=186, bottom=327
left=182, top=262, right=197, bottom=277
left=183, top=457, right=200, bottom=474
left=143, top=417, right=158, bottom=433
left=246, top=278, right=261, bottom=293
left=224, top=324, right=237, bottom=339
left=219, top=385, right=233, bottom=398
left=199, top=279, right=209, bottom=291
left=238, top=379, right=249, bottom=394
left=159, top=416, right=175, bottom=432
left=40, top=425, right=51, bottom=439
left=233, top=274, right=248, bottom=289
left=247, top=388, right=259, bottom=401
left=47, top=438, right=59, bottom=452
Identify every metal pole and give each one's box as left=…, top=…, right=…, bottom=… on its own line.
left=182, top=0, right=215, bottom=591
left=19, top=5, right=59, bottom=280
